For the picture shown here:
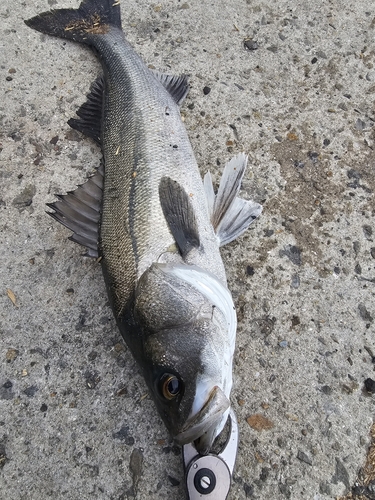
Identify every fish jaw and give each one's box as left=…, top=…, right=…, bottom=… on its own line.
left=174, top=386, right=230, bottom=448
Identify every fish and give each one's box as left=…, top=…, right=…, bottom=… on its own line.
left=25, top=0, right=262, bottom=454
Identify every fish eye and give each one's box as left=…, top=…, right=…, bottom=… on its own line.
left=159, top=373, right=182, bottom=400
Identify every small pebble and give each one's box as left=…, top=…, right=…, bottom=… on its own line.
left=246, top=265, right=255, bottom=276
left=279, top=340, right=288, bottom=348
left=244, top=39, right=258, bottom=51
left=297, top=450, right=312, bottom=465
left=203, top=86, right=211, bottom=95
left=364, top=378, right=375, bottom=393
left=291, top=274, right=300, bottom=289
left=363, top=225, right=373, bottom=240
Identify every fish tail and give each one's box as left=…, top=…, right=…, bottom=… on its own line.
left=25, top=0, right=121, bottom=44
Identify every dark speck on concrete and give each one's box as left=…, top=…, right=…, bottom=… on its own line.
left=162, top=445, right=180, bottom=456
left=0, top=442, right=8, bottom=469
left=12, top=184, right=36, bottom=209
left=264, top=229, right=274, bottom=237
left=246, top=265, right=255, bottom=276
left=279, top=482, right=292, bottom=498
left=321, top=385, right=333, bottom=395
left=112, top=425, right=135, bottom=446
left=363, top=225, right=373, bottom=240
left=291, top=315, right=300, bottom=327
left=84, top=370, right=101, bottom=389
left=243, top=482, right=255, bottom=497
left=203, top=86, right=211, bottom=95
left=0, top=381, right=14, bottom=400
left=356, top=118, right=366, bottom=131
left=244, top=39, right=258, bottom=51
left=167, top=475, right=180, bottom=486
left=23, top=385, right=38, bottom=398
left=88, top=351, right=98, bottom=361
left=291, top=274, right=300, bottom=288
left=364, top=378, right=375, bottom=393
left=331, top=458, right=350, bottom=490
left=371, top=247, right=375, bottom=259
left=358, top=304, right=373, bottom=323
left=260, top=467, right=270, bottom=481
left=279, top=245, right=302, bottom=266
left=308, top=151, right=319, bottom=162
left=129, top=448, right=143, bottom=493
left=297, top=450, right=313, bottom=465
left=353, top=241, right=360, bottom=255
left=40, top=403, right=48, bottom=412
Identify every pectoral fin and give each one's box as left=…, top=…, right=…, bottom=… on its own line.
left=159, top=177, right=200, bottom=257
left=46, top=162, right=103, bottom=257
left=204, top=153, right=262, bottom=246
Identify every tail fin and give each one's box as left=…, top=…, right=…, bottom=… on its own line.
left=25, top=0, right=121, bottom=44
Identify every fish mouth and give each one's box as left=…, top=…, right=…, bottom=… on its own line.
left=174, top=386, right=230, bottom=451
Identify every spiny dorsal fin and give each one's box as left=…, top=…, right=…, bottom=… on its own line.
left=68, top=75, right=104, bottom=145
left=153, top=72, right=189, bottom=106
left=204, top=153, right=262, bottom=246
left=159, top=177, right=200, bottom=257
left=47, top=161, right=104, bottom=258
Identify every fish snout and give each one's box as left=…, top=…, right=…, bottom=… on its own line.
left=174, top=385, right=230, bottom=453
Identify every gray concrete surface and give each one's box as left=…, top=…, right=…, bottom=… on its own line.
left=1, top=0, right=375, bottom=498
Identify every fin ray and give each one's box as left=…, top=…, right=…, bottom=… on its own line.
left=68, top=75, right=104, bottom=145
left=159, top=177, right=200, bottom=257
left=47, top=164, right=104, bottom=257
left=153, top=72, right=189, bottom=106
left=205, top=154, right=262, bottom=246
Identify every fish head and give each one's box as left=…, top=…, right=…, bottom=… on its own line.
left=135, top=263, right=236, bottom=453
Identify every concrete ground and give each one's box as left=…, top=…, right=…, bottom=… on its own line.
left=1, top=0, right=375, bottom=498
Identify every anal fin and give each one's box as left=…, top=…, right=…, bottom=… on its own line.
left=47, top=162, right=104, bottom=257
left=204, top=153, right=262, bottom=246
left=159, top=177, right=200, bottom=257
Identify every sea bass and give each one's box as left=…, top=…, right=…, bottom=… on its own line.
left=25, top=0, right=262, bottom=453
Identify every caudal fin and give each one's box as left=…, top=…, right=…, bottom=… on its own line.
left=25, top=0, right=121, bottom=44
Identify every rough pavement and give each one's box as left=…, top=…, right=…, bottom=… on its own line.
left=1, top=0, right=375, bottom=499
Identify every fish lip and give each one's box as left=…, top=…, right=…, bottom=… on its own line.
left=174, top=386, right=230, bottom=446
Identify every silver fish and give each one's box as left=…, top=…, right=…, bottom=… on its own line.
left=25, top=0, right=262, bottom=454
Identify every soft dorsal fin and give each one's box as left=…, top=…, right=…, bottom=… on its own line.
left=159, top=177, right=200, bottom=257
left=46, top=161, right=104, bottom=258
left=68, top=75, right=104, bottom=145
left=153, top=72, right=189, bottom=106
left=204, top=153, right=262, bottom=246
